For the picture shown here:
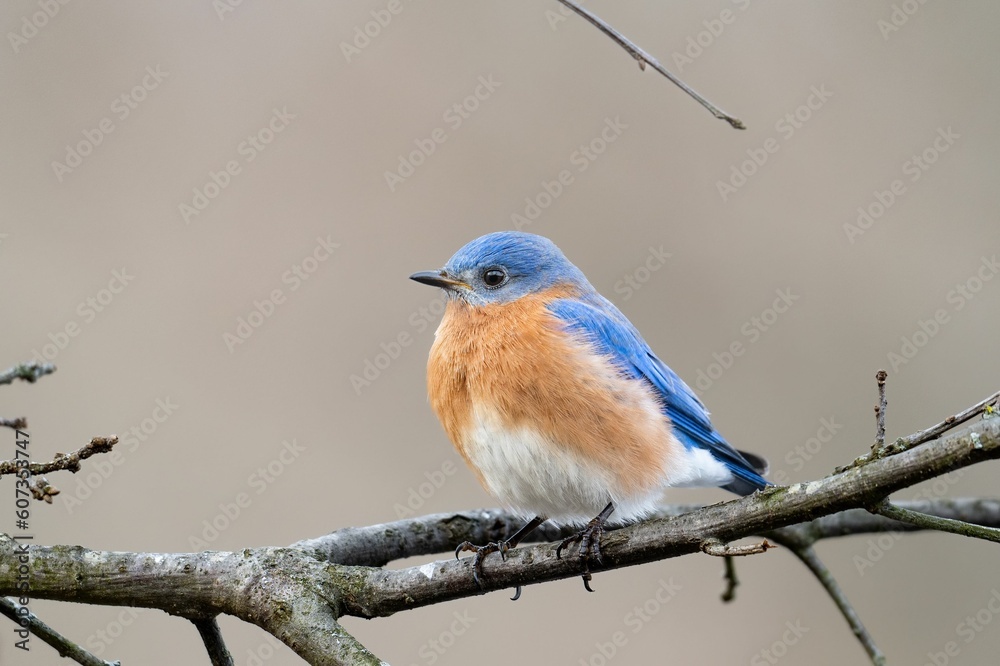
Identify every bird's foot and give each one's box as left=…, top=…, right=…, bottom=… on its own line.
left=455, top=539, right=513, bottom=593
left=556, top=516, right=607, bottom=592
left=453, top=515, right=546, bottom=601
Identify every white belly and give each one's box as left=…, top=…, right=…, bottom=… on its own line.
left=462, top=405, right=667, bottom=524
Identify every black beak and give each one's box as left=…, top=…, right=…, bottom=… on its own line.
left=409, top=269, right=468, bottom=290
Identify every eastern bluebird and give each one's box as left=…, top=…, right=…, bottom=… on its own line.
left=410, top=231, right=768, bottom=593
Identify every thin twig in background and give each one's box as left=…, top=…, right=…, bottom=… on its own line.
left=720, top=555, right=739, bottom=603
left=837, top=387, right=1000, bottom=472
left=872, top=499, right=1000, bottom=544
left=0, top=361, right=56, bottom=386
left=193, top=617, right=235, bottom=666
left=0, top=596, right=120, bottom=666
left=896, top=389, right=1000, bottom=451
left=789, top=545, right=886, bottom=665
left=873, top=369, right=888, bottom=452
left=0, top=435, right=118, bottom=478
left=701, top=538, right=773, bottom=557
left=555, top=0, right=746, bottom=129
left=0, top=417, right=28, bottom=430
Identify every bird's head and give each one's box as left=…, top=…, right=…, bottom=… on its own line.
left=410, top=231, right=588, bottom=306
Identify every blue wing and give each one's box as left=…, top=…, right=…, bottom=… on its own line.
left=547, top=296, right=768, bottom=495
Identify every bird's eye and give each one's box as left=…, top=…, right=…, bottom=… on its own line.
left=482, top=268, right=508, bottom=288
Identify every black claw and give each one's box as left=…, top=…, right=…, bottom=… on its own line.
left=453, top=516, right=547, bottom=600
left=454, top=540, right=510, bottom=592
left=556, top=513, right=608, bottom=592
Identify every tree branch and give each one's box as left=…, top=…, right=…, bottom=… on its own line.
left=788, top=545, right=886, bottom=665
left=841, top=389, right=1000, bottom=471
left=0, top=361, right=56, bottom=386
left=871, top=499, right=1000, bottom=544
left=296, top=497, right=1000, bottom=568
left=700, top=538, right=774, bottom=557
left=0, top=542, right=382, bottom=666
left=0, top=417, right=28, bottom=430
left=2, top=401, right=997, bottom=664
left=337, top=418, right=999, bottom=618
left=12, top=416, right=984, bottom=615
left=555, top=0, right=746, bottom=129
left=719, top=555, right=739, bottom=603
left=0, top=435, right=119, bottom=478
left=873, top=369, right=888, bottom=453
left=192, top=616, right=234, bottom=666
left=0, top=596, right=120, bottom=666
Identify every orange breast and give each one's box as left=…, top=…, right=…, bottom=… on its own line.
left=426, top=286, right=678, bottom=498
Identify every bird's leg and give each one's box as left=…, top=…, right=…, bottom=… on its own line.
left=456, top=515, right=546, bottom=596
left=556, top=501, right=615, bottom=592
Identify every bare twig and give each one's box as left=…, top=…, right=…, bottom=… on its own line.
left=895, top=389, right=1000, bottom=451
left=788, top=546, right=886, bottom=665
left=720, top=555, right=738, bottom=603
left=0, top=417, right=28, bottom=430
left=701, top=538, right=773, bottom=557
left=0, top=361, right=56, bottom=386
left=873, top=369, right=888, bottom=453
left=838, top=387, right=1000, bottom=471
left=0, top=435, right=118, bottom=477
left=0, top=596, right=120, bottom=666
left=872, top=499, right=1000, bottom=544
left=701, top=540, right=772, bottom=607
left=192, top=617, right=234, bottom=666
left=555, top=0, right=746, bottom=129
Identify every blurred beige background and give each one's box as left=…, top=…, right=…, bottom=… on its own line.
left=3, top=2, right=1000, bottom=664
